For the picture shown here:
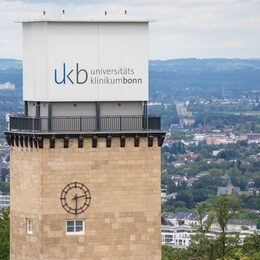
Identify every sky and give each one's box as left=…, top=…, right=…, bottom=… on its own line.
left=1, top=0, right=260, bottom=60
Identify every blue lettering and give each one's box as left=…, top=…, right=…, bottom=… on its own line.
left=54, top=63, right=66, bottom=84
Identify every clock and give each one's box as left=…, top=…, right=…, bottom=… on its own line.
left=60, top=182, right=91, bottom=215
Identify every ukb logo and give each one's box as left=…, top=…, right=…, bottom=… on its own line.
left=54, top=63, right=88, bottom=85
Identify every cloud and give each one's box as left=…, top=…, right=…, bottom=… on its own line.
left=1, top=0, right=260, bottom=59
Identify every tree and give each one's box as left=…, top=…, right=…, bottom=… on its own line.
left=167, top=179, right=177, bottom=194
left=0, top=168, right=9, bottom=182
left=177, top=142, right=186, bottom=154
left=217, top=149, right=239, bottom=160
left=185, top=203, right=216, bottom=260
left=162, top=245, right=189, bottom=260
left=214, top=196, right=232, bottom=258
left=175, top=190, right=195, bottom=209
left=195, top=202, right=213, bottom=233
left=0, top=182, right=10, bottom=194
left=188, top=234, right=218, bottom=260
left=242, top=233, right=260, bottom=257
left=253, top=174, right=260, bottom=188
left=191, top=189, right=208, bottom=203
left=0, top=209, right=10, bottom=260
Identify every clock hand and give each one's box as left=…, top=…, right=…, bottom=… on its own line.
left=76, top=194, right=88, bottom=199
left=75, top=196, right=78, bottom=215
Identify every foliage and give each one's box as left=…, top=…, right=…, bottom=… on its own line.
left=253, top=174, right=260, bottom=188
left=170, top=142, right=186, bottom=154
left=162, top=245, right=189, bottom=260
left=0, top=209, right=10, bottom=260
left=242, top=233, right=260, bottom=256
left=149, top=104, right=179, bottom=128
left=162, top=198, right=260, bottom=260
left=0, top=182, right=10, bottom=194
left=0, top=168, right=9, bottom=182
left=170, top=131, right=189, bottom=141
left=167, top=179, right=177, bottom=194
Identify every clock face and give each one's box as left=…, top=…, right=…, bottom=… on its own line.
left=60, top=182, right=91, bottom=215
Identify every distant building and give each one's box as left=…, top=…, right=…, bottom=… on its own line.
left=165, top=192, right=177, bottom=201
left=162, top=218, right=259, bottom=249
left=0, top=195, right=10, bottom=209
left=217, top=176, right=240, bottom=196
left=161, top=225, right=196, bottom=248
left=171, top=161, right=186, bottom=168
left=163, top=212, right=202, bottom=227
left=227, top=219, right=257, bottom=232
left=211, top=219, right=257, bottom=232
left=206, top=134, right=229, bottom=145
left=209, top=219, right=257, bottom=244
left=161, top=191, right=177, bottom=204
left=194, top=134, right=206, bottom=145
left=161, top=188, right=167, bottom=203
left=212, top=149, right=224, bottom=156
left=0, top=82, right=15, bottom=90
left=5, top=174, right=10, bottom=183
left=178, top=153, right=199, bottom=160
left=247, top=133, right=260, bottom=144
left=171, top=175, right=187, bottom=186
left=249, top=153, right=260, bottom=161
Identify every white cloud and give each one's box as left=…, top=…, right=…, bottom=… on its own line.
left=0, top=0, right=260, bottom=59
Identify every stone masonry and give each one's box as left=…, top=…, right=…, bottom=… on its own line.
left=10, top=136, right=161, bottom=260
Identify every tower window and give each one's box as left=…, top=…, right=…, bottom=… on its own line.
left=26, top=218, right=33, bottom=235
left=66, top=220, right=84, bottom=235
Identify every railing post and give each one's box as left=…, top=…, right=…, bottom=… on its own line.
left=80, top=117, right=82, bottom=132
left=96, top=116, right=100, bottom=131
left=142, top=116, right=147, bottom=130
left=39, top=117, right=42, bottom=132
left=120, top=116, right=122, bottom=131
left=48, top=117, right=52, bottom=131
left=9, top=116, right=11, bottom=131
left=32, top=117, right=34, bottom=132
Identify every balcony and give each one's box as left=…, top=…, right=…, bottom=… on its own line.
left=9, top=115, right=161, bottom=133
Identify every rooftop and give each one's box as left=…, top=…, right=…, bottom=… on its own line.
left=163, top=212, right=199, bottom=221
left=18, top=18, right=154, bottom=24
left=227, top=219, right=256, bottom=226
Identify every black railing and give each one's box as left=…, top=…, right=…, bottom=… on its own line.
left=9, top=115, right=161, bottom=132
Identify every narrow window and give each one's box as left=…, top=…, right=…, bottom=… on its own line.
left=26, top=218, right=33, bottom=235
left=66, top=220, right=84, bottom=235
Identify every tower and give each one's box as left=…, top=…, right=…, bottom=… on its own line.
left=6, top=19, right=165, bottom=260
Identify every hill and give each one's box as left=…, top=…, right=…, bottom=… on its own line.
left=149, top=58, right=260, bottom=101
left=1, top=58, right=260, bottom=105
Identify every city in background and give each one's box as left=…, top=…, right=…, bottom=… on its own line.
left=0, top=58, right=260, bottom=259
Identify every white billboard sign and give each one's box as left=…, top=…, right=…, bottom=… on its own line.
left=23, top=20, right=149, bottom=102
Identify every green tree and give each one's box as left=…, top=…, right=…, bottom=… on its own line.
left=162, top=245, right=189, bottom=260
left=0, top=168, right=9, bottom=182
left=214, top=197, right=232, bottom=258
left=175, top=190, right=195, bottom=209
left=191, top=189, right=208, bottom=203
left=242, top=233, right=260, bottom=257
left=0, top=182, right=10, bottom=194
left=195, top=202, right=213, bottom=233
left=167, top=179, right=177, bottom=194
left=0, top=209, right=10, bottom=260
left=253, top=174, right=260, bottom=188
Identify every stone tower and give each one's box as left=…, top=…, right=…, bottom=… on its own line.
left=6, top=19, right=165, bottom=260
